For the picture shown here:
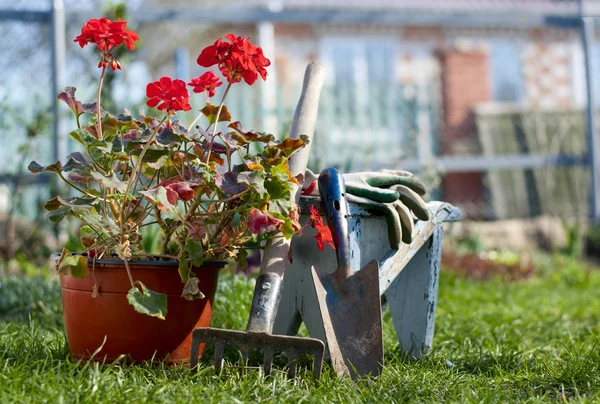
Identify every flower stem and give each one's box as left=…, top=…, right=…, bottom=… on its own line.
left=120, top=115, right=168, bottom=230
left=205, top=82, right=232, bottom=164
left=187, top=112, right=204, bottom=133
left=96, top=66, right=107, bottom=140
left=122, top=259, right=135, bottom=288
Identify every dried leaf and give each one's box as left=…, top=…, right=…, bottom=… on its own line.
left=182, top=277, right=205, bottom=301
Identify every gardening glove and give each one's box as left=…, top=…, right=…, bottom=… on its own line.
left=303, top=169, right=430, bottom=249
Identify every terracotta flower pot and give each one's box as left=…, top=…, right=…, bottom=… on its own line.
left=56, top=255, right=223, bottom=364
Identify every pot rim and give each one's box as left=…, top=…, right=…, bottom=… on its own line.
left=51, top=252, right=228, bottom=267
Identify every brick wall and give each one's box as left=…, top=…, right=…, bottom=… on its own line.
left=438, top=48, right=492, bottom=218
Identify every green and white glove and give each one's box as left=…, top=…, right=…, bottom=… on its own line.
left=303, top=169, right=430, bottom=249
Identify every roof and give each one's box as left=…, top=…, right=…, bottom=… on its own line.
left=139, top=0, right=598, bottom=16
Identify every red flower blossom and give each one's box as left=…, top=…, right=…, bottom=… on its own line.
left=74, top=17, right=139, bottom=70
left=74, top=17, right=139, bottom=51
left=247, top=209, right=284, bottom=236
left=146, top=77, right=192, bottom=113
left=309, top=205, right=335, bottom=251
left=188, top=71, right=223, bottom=97
left=196, top=34, right=271, bottom=85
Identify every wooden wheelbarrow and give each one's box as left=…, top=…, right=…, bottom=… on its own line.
left=274, top=197, right=461, bottom=377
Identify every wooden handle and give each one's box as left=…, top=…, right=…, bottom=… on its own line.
left=259, top=62, right=325, bottom=278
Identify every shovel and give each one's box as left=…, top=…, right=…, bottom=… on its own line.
left=311, top=168, right=384, bottom=378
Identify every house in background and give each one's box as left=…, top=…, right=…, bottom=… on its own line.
left=136, top=0, right=600, bottom=219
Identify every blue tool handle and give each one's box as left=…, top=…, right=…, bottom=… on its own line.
left=318, top=168, right=353, bottom=277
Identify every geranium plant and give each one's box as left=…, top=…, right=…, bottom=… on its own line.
left=29, top=17, right=319, bottom=319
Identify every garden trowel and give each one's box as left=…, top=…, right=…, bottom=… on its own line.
left=311, top=168, right=384, bottom=378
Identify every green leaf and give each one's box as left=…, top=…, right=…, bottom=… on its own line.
left=185, top=239, right=205, bottom=267
left=79, top=211, right=119, bottom=234
left=44, top=196, right=99, bottom=224
left=139, top=186, right=176, bottom=211
left=102, top=113, right=139, bottom=142
left=58, top=249, right=89, bottom=278
left=270, top=212, right=294, bottom=239
left=127, top=281, right=168, bottom=320
left=268, top=198, right=293, bottom=216
left=28, top=161, right=62, bottom=174
left=201, top=103, right=232, bottom=125
left=141, top=149, right=170, bottom=170
left=44, top=196, right=98, bottom=212
left=46, top=206, right=70, bottom=223
left=69, top=129, right=113, bottom=154
left=178, top=258, right=191, bottom=284
left=265, top=160, right=294, bottom=215
left=155, top=128, right=182, bottom=147
left=91, top=172, right=127, bottom=193
left=62, top=157, right=88, bottom=172
left=238, top=170, right=267, bottom=198
left=236, top=248, right=249, bottom=270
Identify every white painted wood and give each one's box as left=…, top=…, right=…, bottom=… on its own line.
left=383, top=225, right=444, bottom=357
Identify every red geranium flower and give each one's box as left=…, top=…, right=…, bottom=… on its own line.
left=309, top=205, right=335, bottom=251
left=74, top=17, right=139, bottom=51
left=188, top=71, right=223, bottom=97
left=74, top=17, right=139, bottom=70
left=196, top=34, right=271, bottom=85
left=146, top=77, right=192, bottom=113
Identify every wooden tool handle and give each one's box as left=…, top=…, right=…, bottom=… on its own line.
left=258, top=62, right=325, bottom=279
left=246, top=63, right=324, bottom=333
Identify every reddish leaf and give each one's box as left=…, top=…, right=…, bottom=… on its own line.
left=167, top=182, right=195, bottom=201
left=201, top=103, right=231, bottom=124
left=228, top=121, right=275, bottom=144
left=247, top=209, right=284, bottom=236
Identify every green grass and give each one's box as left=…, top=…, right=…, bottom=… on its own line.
left=2, top=255, right=600, bottom=403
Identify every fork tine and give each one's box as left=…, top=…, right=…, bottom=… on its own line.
left=239, top=346, right=249, bottom=375
left=287, top=350, right=298, bottom=379
left=190, top=328, right=324, bottom=379
left=190, top=335, right=200, bottom=368
left=313, top=347, right=324, bottom=379
left=214, top=342, right=225, bottom=374
left=263, top=349, right=274, bottom=376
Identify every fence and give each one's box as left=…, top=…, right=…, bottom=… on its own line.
left=2, top=0, right=600, bottom=225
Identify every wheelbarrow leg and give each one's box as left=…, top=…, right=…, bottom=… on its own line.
left=383, top=226, right=444, bottom=358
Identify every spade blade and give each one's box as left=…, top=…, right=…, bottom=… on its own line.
left=311, top=259, right=383, bottom=378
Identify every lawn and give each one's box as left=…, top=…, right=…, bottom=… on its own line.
left=1, top=254, right=600, bottom=403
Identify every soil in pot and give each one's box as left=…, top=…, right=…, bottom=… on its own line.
left=58, top=257, right=223, bottom=364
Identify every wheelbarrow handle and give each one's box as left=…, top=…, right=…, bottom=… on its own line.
left=318, top=168, right=353, bottom=279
